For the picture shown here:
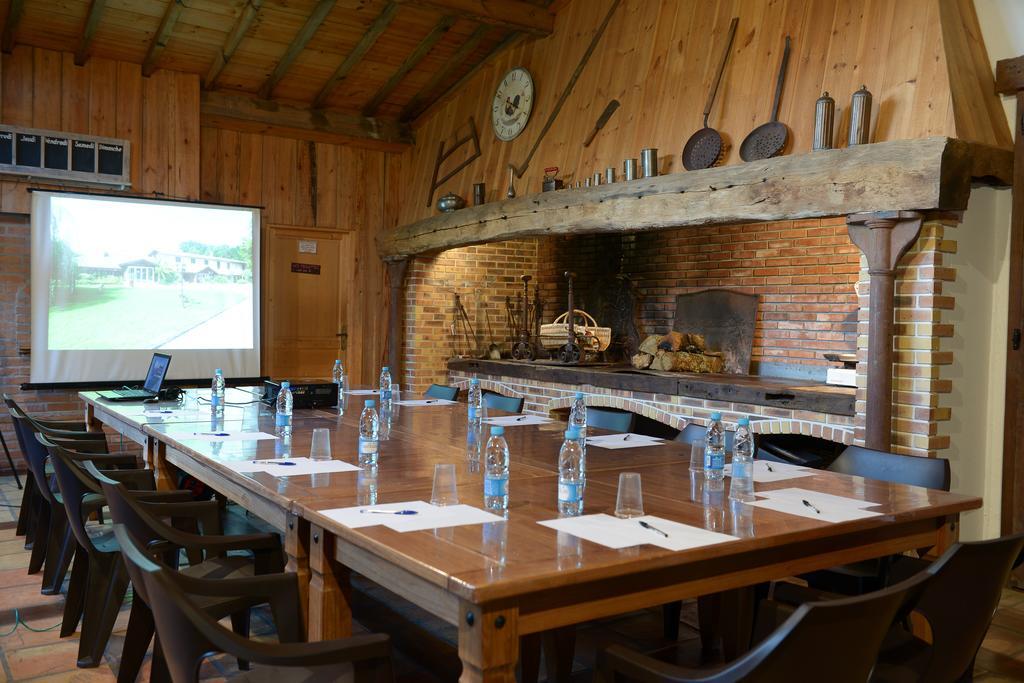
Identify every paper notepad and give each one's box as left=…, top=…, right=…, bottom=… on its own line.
left=395, top=399, right=457, bottom=407
left=319, top=501, right=504, bottom=532
left=346, top=389, right=379, bottom=395
left=483, top=415, right=552, bottom=427
left=177, top=431, right=278, bottom=442
left=756, top=488, right=881, bottom=509
left=586, top=434, right=664, bottom=450
left=538, top=514, right=737, bottom=551
left=748, top=497, right=884, bottom=523
left=217, top=457, right=360, bottom=476
left=724, top=461, right=815, bottom=483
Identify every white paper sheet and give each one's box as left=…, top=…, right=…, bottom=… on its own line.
left=483, top=415, right=552, bottom=427
left=748, top=497, right=884, bottom=523
left=214, top=456, right=359, bottom=476
left=395, top=399, right=457, bottom=407
left=755, top=487, right=881, bottom=509
left=175, top=431, right=278, bottom=442
left=214, top=459, right=277, bottom=473
left=346, top=389, right=379, bottom=395
left=724, top=460, right=815, bottom=483
left=586, top=434, right=665, bottom=450
left=538, top=514, right=737, bottom=551
left=318, top=501, right=504, bottom=532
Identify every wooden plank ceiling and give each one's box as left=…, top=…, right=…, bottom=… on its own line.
left=0, top=0, right=558, bottom=147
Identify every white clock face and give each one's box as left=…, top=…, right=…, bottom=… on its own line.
left=492, top=67, right=534, bottom=142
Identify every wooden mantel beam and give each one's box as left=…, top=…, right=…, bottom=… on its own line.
left=1, top=0, right=25, bottom=53
left=378, top=137, right=1012, bottom=261
left=260, top=0, right=337, bottom=99
left=74, top=0, right=107, bottom=66
left=394, top=0, right=553, bottom=36
left=200, top=90, right=413, bottom=152
left=313, top=2, right=398, bottom=109
left=205, top=0, right=263, bottom=89
left=142, top=0, right=185, bottom=77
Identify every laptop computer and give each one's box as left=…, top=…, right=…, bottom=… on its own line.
left=98, top=353, right=172, bottom=401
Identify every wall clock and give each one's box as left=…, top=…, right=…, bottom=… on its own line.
left=492, top=67, right=534, bottom=142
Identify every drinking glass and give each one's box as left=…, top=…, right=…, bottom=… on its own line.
left=614, top=472, right=644, bottom=518
left=431, top=464, right=459, bottom=506
left=310, top=428, right=331, bottom=461
left=689, top=444, right=705, bottom=472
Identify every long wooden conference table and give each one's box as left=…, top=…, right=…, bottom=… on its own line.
left=81, top=388, right=980, bottom=682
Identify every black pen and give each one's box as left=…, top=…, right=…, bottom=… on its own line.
left=638, top=520, right=669, bottom=537
left=515, top=415, right=528, bottom=422
left=802, top=499, right=821, bottom=514
left=360, top=509, right=419, bottom=515
left=622, top=434, right=631, bottom=441
left=764, top=462, right=774, bottom=472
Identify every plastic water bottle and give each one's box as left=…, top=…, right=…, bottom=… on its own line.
left=358, top=400, right=379, bottom=467
left=704, top=412, right=725, bottom=480
left=558, top=427, right=585, bottom=516
left=379, top=366, right=393, bottom=404
left=332, top=359, right=346, bottom=405
left=468, top=378, right=483, bottom=426
left=211, top=369, right=225, bottom=412
left=729, top=417, right=755, bottom=502
left=275, top=381, right=293, bottom=429
left=484, top=426, right=510, bottom=511
left=379, top=401, right=392, bottom=441
left=569, top=392, right=587, bottom=439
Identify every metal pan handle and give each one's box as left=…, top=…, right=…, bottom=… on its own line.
left=769, top=35, right=791, bottom=123
left=702, top=17, right=739, bottom=127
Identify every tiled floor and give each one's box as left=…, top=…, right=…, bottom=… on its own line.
left=1, top=475, right=1023, bottom=681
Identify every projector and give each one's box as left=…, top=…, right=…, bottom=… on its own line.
left=262, top=379, right=339, bottom=409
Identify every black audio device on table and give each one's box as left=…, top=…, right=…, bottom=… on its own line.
left=262, top=379, right=339, bottom=409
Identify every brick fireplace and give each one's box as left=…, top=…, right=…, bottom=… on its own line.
left=402, top=214, right=961, bottom=459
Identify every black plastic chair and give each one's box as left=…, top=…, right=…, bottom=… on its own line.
left=800, top=446, right=952, bottom=595
left=587, top=407, right=635, bottom=433
left=597, top=570, right=932, bottom=683
left=425, top=384, right=459, bottom=401
left=88, top=462, right=284, bottom=683
left=483, top=391, right=524, bottom=414
left=114, top=524, right=395, bottom=683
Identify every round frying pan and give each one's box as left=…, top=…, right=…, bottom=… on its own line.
left=740, top=35, right=792, bottom=162
left=683, top=17, right=739, bottom=171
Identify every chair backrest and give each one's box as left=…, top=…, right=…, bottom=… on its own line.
left=11, top=411, right=58, bottom=505
left=829, top=445, right=950, bottom=491
left=707, top=570, right=932, bottom=683
left=909, top=533, right=1024, bottom=680
left=425, top=384, right=459, bottom=401
left=41, top=436, right=104, bottom=552
left=674, top=422, right=735, bottom=451
left=482, top=392, right=524, bottom=414
left=586, top=407, right=635, bottom=433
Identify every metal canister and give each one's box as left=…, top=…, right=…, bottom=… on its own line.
left=812, top=91, right=835, bottom=151
left=473, top=182, right=486, bottom=205
left=848, top=85, right=872, bottom=146
left=592, top=171, right=602, bottom=186
left=605, top=167, right=615, bottom=184
left=623, top=158, right=638, bottom=181
left=640, top=148, right=659, bottom=178
left=584, top=177, right=591, bottom=188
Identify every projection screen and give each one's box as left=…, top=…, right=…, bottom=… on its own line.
left=30, top=191, right=261, bottom=385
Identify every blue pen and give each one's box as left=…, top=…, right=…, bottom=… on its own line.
left=360, top=509, right=419, bottom=515
left=263, top=461, right=296, bottom=466
left=201, top=432, right=231, bottom=436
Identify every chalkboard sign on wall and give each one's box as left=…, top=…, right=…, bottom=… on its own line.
left=0, top=125, right=130, bottom=188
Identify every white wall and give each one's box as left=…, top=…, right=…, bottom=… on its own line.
left=946, top=0, right=1021, bottom=539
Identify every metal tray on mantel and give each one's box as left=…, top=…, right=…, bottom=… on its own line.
left=673, top=289, right=759, bottom=374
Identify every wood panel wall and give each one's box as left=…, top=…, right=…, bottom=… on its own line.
left=199, top=128, right=395, bottom=387
left=396, top=0, right=1011, bottom=227
left=0, top=45, right=200, bottom=211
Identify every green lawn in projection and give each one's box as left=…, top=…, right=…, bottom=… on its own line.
left=48, top=284, right=249, bottom=349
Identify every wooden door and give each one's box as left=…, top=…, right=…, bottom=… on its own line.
left=263, top=226, right=350, bottom=379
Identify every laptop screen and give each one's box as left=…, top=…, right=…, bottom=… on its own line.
left=143, top=353, right=171, bottom=394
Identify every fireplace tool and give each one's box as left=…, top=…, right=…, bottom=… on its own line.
left=512, top=275, right=537, bottom=360
left=450, top=294, right=477, bottom=357
left=559, top=271, right=582, bottom=364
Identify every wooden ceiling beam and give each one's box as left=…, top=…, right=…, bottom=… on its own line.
left=200, top=90, right=413, bottom=152
left=204, top=0, right=263, bottom=90
left=74, top=0, right=107, bottom=65
left=312, top=2, right=398, bottom=109
left=996, top=55, right=1024, bottom=95
left=142, top=0, right=185, bottom=77
left=394, top=0, right=552, bottom=36
left=413, top=30, right=521, bottom=122
left=400, top=23, right=490, bottom=121
left=259, top=0, right=336, bottom=99
left=1, top=0, right=25, bottom=53
left=362, top=15, right=456, bottom=117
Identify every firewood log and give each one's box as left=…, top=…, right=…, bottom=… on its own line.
left=631, top=352, right=653, bottom=369
left=639, top=335, right=661, bottom=356
left=658, top=330, right=685, bottom=352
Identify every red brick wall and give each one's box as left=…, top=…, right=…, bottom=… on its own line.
left=0, top=213, right=94, bottom=472
left=537, top=217, right=861, bottom=367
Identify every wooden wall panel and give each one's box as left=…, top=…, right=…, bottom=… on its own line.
left=397, top=0, right=1011, bottom=227
left=0, top=45, right=201, bottom=212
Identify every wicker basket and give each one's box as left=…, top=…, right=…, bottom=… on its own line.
left=539, top=310, right=611, bottom=352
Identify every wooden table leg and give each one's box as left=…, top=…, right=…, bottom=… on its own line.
left=84, top=404, right=101, bottom=432
left=151, top=440, right=177, bottom=491
left=458, top=602, right=519, bottom=683
left=307, top=524, right=352, bottom=641
left=720, top=586, right=756, bottom=660
left=285, top=514, right=311, bottom=639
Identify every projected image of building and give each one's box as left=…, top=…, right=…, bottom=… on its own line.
left=76, top=249, right=248, bottom=285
